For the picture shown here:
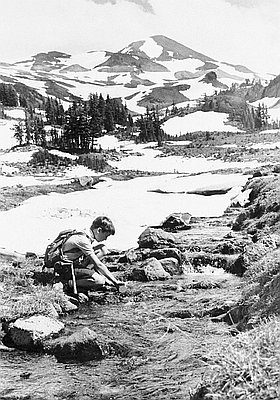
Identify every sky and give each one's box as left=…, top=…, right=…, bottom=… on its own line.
left=0, top=0, right=279, bottom=75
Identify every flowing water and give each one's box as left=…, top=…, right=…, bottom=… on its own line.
left=0, top=273, right=242, bottom=400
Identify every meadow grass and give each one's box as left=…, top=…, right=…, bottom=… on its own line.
left=191, top=317, right=280, bottom=400
left=0, top=259, right=69, bottom=320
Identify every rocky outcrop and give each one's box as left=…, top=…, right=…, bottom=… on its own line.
left=233, top=176, right=280, bottom=235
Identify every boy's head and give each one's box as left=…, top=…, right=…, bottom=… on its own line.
left=90, top=216, right=115, bottom=242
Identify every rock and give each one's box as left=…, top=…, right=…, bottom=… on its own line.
left=118, top=248, right=150, bottom=264
left=5, top=315, right=64, bottom=350
left=159, top=257, right=182, bottom=275
left=223, top=304, right=248, bottom=325
left=48, top=327, right=103, bottom=361
left=149, top=247, right=184, bottom=264
left=126, top=266, right=147, bottom=281
left=45, top=303, right=60, bottom=318
left=78, top=176, right=94, bottom=187
left=186, top=252, right=241, bottom=274
left=160, top=213, right=192, bottom=232
left=142, top=258, right=171, bottom=281
left=48, top=327, right=130, bottom=362
left=138, top=228, right=176, bottom=249
left=62, top=299, right=79, bottom=312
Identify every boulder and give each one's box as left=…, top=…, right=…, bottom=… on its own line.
left=160, top=213, right=192, bottom=232
left=159, top=257, right=182, bottom=275
left=142, top=258, right=171, bottom=281
left=5, top=315, right=64, bottom=350
left=48, top=327, right=130, bottom=362
left=48, top=327, right=103, bottom=361
left=138, top=228, right=176, bottom=249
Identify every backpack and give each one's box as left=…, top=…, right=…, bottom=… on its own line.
left=43, top=229, right=87, bottom=269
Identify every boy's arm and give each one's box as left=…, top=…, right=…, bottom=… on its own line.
left=88, top=251, right=123, bottom=287
left=70, top=234, right=124, bottom=287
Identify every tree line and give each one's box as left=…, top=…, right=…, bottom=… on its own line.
left=12, top=93, right=136, bottom=151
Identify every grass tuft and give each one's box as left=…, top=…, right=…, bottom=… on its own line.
left=0, top=260, right=70, bottom=321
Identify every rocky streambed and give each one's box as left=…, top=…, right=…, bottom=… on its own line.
left=0, top=204, right=251, bottom=400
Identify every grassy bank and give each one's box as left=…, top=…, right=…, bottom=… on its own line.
left=191, top=173, right=280, bottom=399
left=191, top=317, right=280, bottom=400
left=0, top=259, right=72, bottom=331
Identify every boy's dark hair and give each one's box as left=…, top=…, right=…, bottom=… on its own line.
left=90, top=216, right=115, bottom=236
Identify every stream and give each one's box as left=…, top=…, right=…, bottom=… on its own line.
left=0, top=272, right=243, bottom=400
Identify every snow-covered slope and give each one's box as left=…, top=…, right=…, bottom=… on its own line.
left=0, top=35, right=272, bottom=115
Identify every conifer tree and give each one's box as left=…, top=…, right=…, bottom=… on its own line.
left=13, top=122, right=25, bottom=145
left=104, top=96, right=114, bottom=132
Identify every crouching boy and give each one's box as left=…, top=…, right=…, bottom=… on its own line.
left=57, top=216, right=124, bottom=293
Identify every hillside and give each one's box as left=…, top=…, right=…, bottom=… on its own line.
left=0, top=35, right=274, bottom=115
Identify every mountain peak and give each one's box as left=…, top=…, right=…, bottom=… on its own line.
left=121, top=35, right=215, bottom=63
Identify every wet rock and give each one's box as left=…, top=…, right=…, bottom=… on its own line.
left=149, top=247, right=184, bottom=264
left=62, top=298, right=79, bottom=312
left=138, top=228, right=176, bottom=249
left=142, top=257, right=171, bottom=281
left=186, top=251, right=241, bottom=273
left=223, top=304, right=249, bottom=325
left=184, top=280, right=221, bottom=289
left=126, top=266, right=147, bottom=282
left=165, top=309, right=193, bottom=319
left=48, top=327, right=103, bottom=361
left=4, top=315, right=64, bottom=350
left=118, top=248, right=150, bottom=264
left=48, top=327, right=130, bottom=362
left=159, top=257, right=182, bottom=275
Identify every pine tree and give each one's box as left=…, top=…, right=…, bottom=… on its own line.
left=104, top=96, right=114, bottom=132
left=13, top=122, right=25, bottom=145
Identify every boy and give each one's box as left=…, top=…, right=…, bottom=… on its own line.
left=59, top=216, right=124, bottom=292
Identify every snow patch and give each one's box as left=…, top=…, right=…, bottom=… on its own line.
left=4, top=108, right=25, bottom=119
left=0, top=119, right=18, bottom=149
left=139, top=38, right=163, bottom=59
left=162, top=111, right=243, bottom=136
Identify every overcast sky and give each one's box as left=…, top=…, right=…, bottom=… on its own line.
left=0, top=0, right=279, bottom=74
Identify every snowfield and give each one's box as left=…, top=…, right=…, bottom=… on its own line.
left=0, top=171, right=251, bottom=255
left=162, top=111, right=243, bottom=135
left=0, top=119, right=18, bottom=149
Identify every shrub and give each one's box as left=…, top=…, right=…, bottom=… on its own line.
left=78, top=153, right=108, bottom=172
left=30, top=149, right=73, bottom=167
